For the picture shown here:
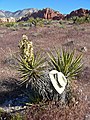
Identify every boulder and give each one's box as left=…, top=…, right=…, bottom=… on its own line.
left=7, top=17, right=16, bottom=22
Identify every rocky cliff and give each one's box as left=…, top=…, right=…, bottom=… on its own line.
left=66, top=8, right=90, bottom=19
left=18, top=8, right=64, bottom=21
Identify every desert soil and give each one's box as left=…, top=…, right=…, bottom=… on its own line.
left=0, top=23, right=90, bottom=119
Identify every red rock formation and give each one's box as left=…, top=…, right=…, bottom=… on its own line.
left=18, top=8, right=64, bottom=22
left=29, top=8, right=64, bottom=20
left=43, top=8, right=64, bottom=20
left=66, top=8, right=90, bottom=19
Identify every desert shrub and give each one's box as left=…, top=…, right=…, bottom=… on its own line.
left=27, top=17, right=37, bottom=26
left=0, top=108, right=4, bottom=115
left=72, top=15, right=90, bottom=24
left=0, top=23, right=5, bottom=27
left=18, top=18, right=52, bottom=28
left=71, top=16, right=79, bottom=24
left=27, top=17, right=45, bottom=27
left=76, top=17, right=86, bottom=24
left=0, top=110, right=12, bottom=120
left=27, top=17, right=35, bottom=23
left=11, top=113, right=24, bottom=120
left=21, top=22, right=30, bottom=27
left=18, top=21, right=27, bottom=27
left=5, top=22, right=15, bottom=27
left=0, top=111, right=25, bottom=120
left=27, top=17, right=53, bottom=27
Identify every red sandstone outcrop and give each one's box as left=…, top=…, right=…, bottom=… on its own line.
left=18, top=8, right=64, bottom=22
left=43, top=8, right=64, bottom=20
left=66, top=8, right=90, bottom=19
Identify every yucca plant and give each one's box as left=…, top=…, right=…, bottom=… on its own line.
left=47, top=48, right=83, bottom=103
left=17, top=35, right=63, bottom=102
left=48, top=48, right=83, bottom=81
left=17, top=35, right=46, bottom=87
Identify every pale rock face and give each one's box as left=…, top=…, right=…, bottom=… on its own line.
left=0, top=17, right=15, bottom=23
left=0, top=17, right=7, bottom=22
left=49, top=70, right=67, bottom=94
left=7, top=17, right=16, bottom=22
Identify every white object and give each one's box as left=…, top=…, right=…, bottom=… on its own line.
left=49, top=70, right=67, bottom=94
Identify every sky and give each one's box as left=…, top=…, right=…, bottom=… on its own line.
left=0, top=0, right=90, bottom=14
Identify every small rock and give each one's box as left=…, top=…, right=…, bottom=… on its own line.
left=80, top=46, right=87, bottom=52
left=85, top=114, right=90, bottom=120
left=63, top=40, right=74, bottom=48
left=85, top=95, right=88, bottom=101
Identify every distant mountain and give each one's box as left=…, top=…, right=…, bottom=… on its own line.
left=0, top=8, right=90, bottom=20
left=0, top=8, right=38, bottom=18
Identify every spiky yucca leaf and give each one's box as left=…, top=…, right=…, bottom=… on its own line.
left=17, top=52, right=46, bottom=86
left=48, top=49, right=83, bottom=80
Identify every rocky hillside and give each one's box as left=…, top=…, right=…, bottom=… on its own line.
left=17, top=8, right=90, bottom=22
left=30, top=8, right=64, bottom=20
left=66, top=8, right=90, bottom=19
left=0, top=8, right=38, bottom=18
left=17, top=8, right=64, bottom=21
left=0, top=8, right=90, bottom=21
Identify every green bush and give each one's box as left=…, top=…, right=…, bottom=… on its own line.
left=11, top=113, right=24, bottom=120
left=27, top=17, right=45, bottom=27
left=72, top=15, right=90, bottom=24
left=5, top=22, right=15, bottom=27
